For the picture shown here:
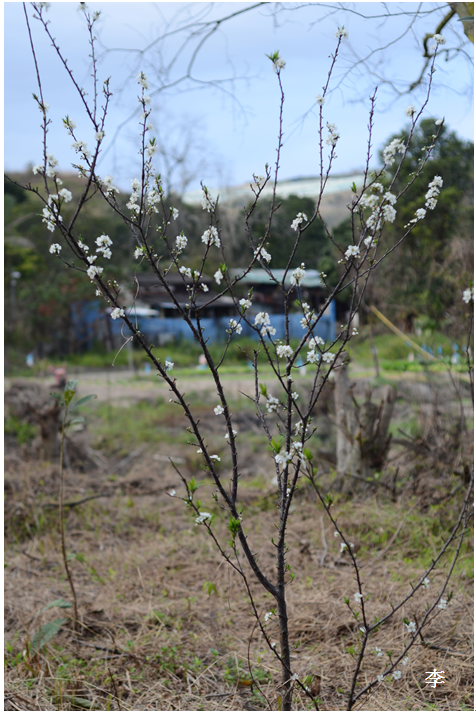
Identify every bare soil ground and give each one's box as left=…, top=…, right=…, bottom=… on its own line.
left=4, top=369, right=473, bottom=710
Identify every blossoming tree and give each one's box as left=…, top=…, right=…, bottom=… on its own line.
left=9, top=3, right=473, bottom=710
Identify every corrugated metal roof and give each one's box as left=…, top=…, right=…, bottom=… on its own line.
left=230, top=268, right=324, bottom=288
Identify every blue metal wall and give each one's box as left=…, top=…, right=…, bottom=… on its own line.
left=73, top=302, right=336, bottom=346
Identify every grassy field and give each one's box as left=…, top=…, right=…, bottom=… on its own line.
left=4, top=363, right=474, bottom=710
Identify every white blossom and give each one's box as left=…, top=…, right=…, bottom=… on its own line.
left=201, top=189, right=215, bottom=212
left=110, top=308, right=125, bottom=320
left=201, top=226, right=221, bottom=248
left=384, top=192, right=397, bottom=205
left=58, top=188, right=72, bottom=202
left=168, top=489, right=176, bottom=497
left=326, top=122, right=339, bottom=147
left=63, top=116, right=76, bottom=134
left=392, top=671, right=402, bottom=681
left=252, top=174, right=265, bottom=186
left=462, top=288, right=474, bottom=303
left=86, top=265, right=103, bottom=280
left=405, top=621, right=416, bottom=633
left=308, top=336, right=325, bottom=349
left=239, top=298, right=252, bottom=311
left=102, top=175, right=118, bottom=196
left=377, top=674, right=384, bottom=683
left=49, top=243, right=61, bottom=254
left=214, top=268, right=223, bottom=285
left=345, top=245, right=360, bottom=260
left=422, top=577, right=430, bottom=589
left=224, top=430, right=238, bottom=439
left=433, top=33, right=445, bottom=45
left=306, top=349, right=320, bottom=364
left=264, top=611, right=273, bottom=622
left=354, top=592, right=363, bottom=602
left=291, top=392, right=299, bottom=400
left=176, top=234, right=188, bottom=252
left=201, top=283, right=209, bottom=292
left=195, top=512, right=211, bottom=524
left=146, top=142, right=157, bottom=157
left=214, top=405, right=225, bottom=415
left=382, top=204, right=397, bottom=223
left=71, top=140, right=90, bottom=158
left=322, top=352, right=335, bottom=363
left=95, top=130, right=105, bottom=141
left=435, top=118, right=444, bottom=126
left=143, top=95, right=151, bottom=105
left=147, top=189, right=161, bottom=210
left=360, top=193, right=379, bottom=210
left=383, top=138, right=405, bottom=164
left=366, top=212, right=382, bottom=231
left=291, top=264, right=306, bottom=286
left=254, top=246, right=271, bottom=262
left=275, top=447, right=292, bottom=466
left=32, top=164, right=43, bottom=175
left=136, top=71, right=149, bottom=89
left=437, top=598, right=447, bottom=610
left=262, top=325, right=276, bottom=337
left=134, top=247, right=144, bottom=260
left=179, top=266, right=192, bottom=278
left=405, top=105, right=415, bottom=117
left=266, top=395, right=280, bottom=413
left=78, top=240, right=89, bottom=253
left=165, top=360, right=174, bottom=371
left=335, top=26, right=348, bottom=38
left=277, top=344, right=293, bottom=359
left=375, top=647, right=383, bottom=658
left=415, top=208, right=426, bottom=220
left=316, top=94, right=325, bottom=106
left=96, top=234, right=112, bottom=248
left=228, top=319, right=243, bottom=334
left=291, top=212, right=308, bottom=231
left=171, top=207, right=179, bottom=220
left=254, top=312, right=271, bottom=328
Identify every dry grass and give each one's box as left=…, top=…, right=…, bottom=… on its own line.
left=4, top=375, right=474, bottom=711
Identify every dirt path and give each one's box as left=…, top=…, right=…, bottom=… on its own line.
left=5, top=369, right=274, bottom=406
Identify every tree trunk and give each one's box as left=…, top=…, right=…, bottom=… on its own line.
left=334, top=358, right=396, bottom=493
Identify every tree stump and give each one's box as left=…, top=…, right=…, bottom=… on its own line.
left=5, top=381, right=62, bottom=461
left=34, top=401, right=62, bottom=461
left=334, top=356, right=396, bottom=493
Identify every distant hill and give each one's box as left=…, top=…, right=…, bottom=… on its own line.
left=182, top=173, right=365, bottom=228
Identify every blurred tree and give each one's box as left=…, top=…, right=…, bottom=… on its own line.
left=235, top=194, right=329, bottom=270
left=331, top=119, right=473, bottom=330
left=377, top=119, right=473, bottom=328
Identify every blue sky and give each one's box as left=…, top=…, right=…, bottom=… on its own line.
left=4, top=2, right=474, bottom=191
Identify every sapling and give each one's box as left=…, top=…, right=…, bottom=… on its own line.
left=50, top=379, right=97, bottom=630
left=8, top=4, right=473, bottom=709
